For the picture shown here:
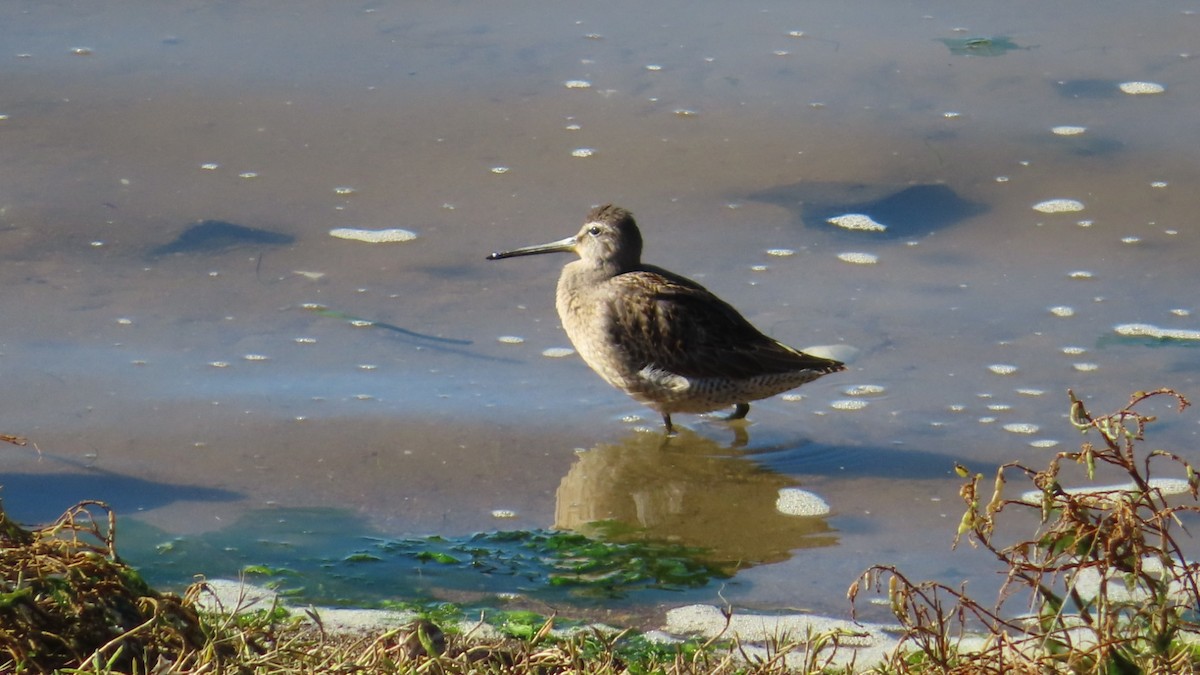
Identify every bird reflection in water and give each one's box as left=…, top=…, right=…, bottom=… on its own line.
left=555, top=428, right=836, bottom=570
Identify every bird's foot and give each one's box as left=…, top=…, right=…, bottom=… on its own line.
left=726, top=402, right=750, bottom=421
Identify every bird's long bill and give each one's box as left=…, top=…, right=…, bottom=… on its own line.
left=486, top=235, right=577, bottom=260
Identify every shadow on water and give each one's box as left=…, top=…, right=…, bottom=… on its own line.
left=740, top=434, right=994, bottom=481
left=0, top=470, right=239, bottom=527
left=746, top=182, right=987, bottom=240
left=1053, top=79, right=1125, bottom=100
left=295, top=304, right=530, bottom=363
left=150, top=219, right=295, bottom=256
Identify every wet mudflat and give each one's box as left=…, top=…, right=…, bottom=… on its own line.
left=2, top=1, right=1199, bottom=621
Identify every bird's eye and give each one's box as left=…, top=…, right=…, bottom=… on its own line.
left=588, top=225, right=602, bottom=236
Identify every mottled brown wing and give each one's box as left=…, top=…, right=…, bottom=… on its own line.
left=604, top=268, right=843, bottom=380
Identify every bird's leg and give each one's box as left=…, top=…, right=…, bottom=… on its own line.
left=727, top=402, right=750, bottom=421
left=662, top=413, right=676, bottom=435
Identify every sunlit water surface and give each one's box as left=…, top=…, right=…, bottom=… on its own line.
left=2, top=1, right=1199, bottom=622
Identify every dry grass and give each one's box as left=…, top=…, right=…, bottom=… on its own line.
left=0, top=500, right=211, bottom=673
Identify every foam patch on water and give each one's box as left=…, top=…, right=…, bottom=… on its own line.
left=1114, top=323, right=1200, bottom=341
left=541, top=347, right=575, bottom=358
left=1033, top=199, right=1085, bottom=213
left=329, top=227, right=418, bottom=243
left=1051, top=125, right=1087, bottom=136
left=775, top=488, right=831, bottom=516
left=1119, top=81, right=1165, bottom=95
left=1003, top=423, right=1039, bottom=434
left=843, top=384, right=886, bottom=396
left=827, top=213, right=887, bottom=232
left=830, top=399, right=869, bottom=411
left=1018, top=478, right=1191, bottom=506
left=837, top=252, right=878, bottom=264
left=988, top=364, right=1018, bottom=375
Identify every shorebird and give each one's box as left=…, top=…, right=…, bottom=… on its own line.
left=487, top=204, right=845, bottom=433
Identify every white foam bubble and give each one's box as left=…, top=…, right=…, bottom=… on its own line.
left=837, top=252, right=879, bottom=264
left=1018, top=478, right=1190, bottom=506
left=1119, top=81, right=1165, bottom=95
left=830, top=399, right=869, bottom=410
left=775, top=488, right=831, bottom=516
left=1114, top=323, right=1200, bottom=341
left=827, top=213, right=887, bottom=232
left=1033, top=199, right=1084, bottom=213
left=329, top=227, right=418, bottom=243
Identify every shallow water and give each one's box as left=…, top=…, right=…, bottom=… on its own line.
left=2, top=1, right=1199, bottom=621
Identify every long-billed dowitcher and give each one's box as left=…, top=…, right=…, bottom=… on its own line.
left=487, top=204, right=845, bottom=433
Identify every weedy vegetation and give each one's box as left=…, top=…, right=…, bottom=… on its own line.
left=852, top=388, right=1200, bottom=673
